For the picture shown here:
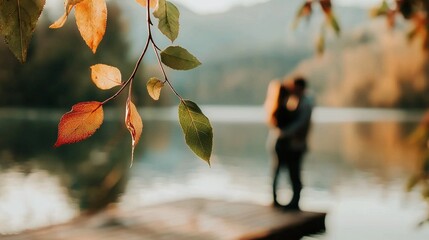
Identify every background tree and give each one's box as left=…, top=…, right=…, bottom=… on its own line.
left=0, top=3, right=155, bottom=108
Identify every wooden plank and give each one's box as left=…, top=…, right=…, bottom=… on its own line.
left=2, top=198, right=326, bottom=240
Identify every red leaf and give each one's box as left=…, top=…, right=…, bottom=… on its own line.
left=54, top=101, right=104, bottom=147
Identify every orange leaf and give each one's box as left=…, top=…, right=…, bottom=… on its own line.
left=125, top=100, right=143, bottom=146
left=50, top=0, right=85, bottom=29
left=125, top=99, right=143, bottom=166
left=136, top=0, right=158, bottom=8
left=50, top=12, right=69, bottom=29
left=55, top=101, right=104, bottom=147
left=75, top=0, right=107, bottom=53
left=90, top=64, right=122, bottom=90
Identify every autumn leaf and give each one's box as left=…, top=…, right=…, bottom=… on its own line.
left=50, top=12, right=69, bottom=29
left=319, top=0, right=340, bottom=35
left=0, top=0, right=46, bottom=62
left=316, top=28, right=326, bottom=55
left=125, top=99, right=143, bottom=166
left=292, top=1, right=312, bottom=29
left=319, top=0, right=332, bottom=15
left=146, top=77, right=164, bottom=100
left=55, top=101, right=104, bottom=147
left=90, top=64, right=122, bottom=90
left=178, top=100, right=213, bottom=164
left=154, top=0, right=180, bottom=42
left=50, top=0, right=85, bottom=29
left=370, top=0, right=390, bottom=18
left=136, top=0, right=158, bottom=8
left=406, top=175, right=421, bottom=192
left=75, top=0, right=107, bottom=53
left=161, top=46, right=201, bottom=70
left=327, top=14, right=340, bottom=35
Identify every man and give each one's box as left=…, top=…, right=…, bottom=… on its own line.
left=271, top=77, right=313, bottom=211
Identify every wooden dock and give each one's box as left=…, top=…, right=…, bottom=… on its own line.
left=2, top=198, right=326, bottom=240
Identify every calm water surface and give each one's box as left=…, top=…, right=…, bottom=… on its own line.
left=0, top=107, right=428, bottom=239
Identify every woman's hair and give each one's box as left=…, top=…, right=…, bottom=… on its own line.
left=265, top=81, right=289, bottom=127
left=293, top=76, right=307, bottom=93
left=265, top=76, right=307, bottom=127
left=264, top=81, right=281, bottom=127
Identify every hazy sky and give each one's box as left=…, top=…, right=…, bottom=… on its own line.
left=173, top=0, right=381, bottom=14
left=47, top=0, right=382, bottom=14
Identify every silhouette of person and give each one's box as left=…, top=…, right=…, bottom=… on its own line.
left=265, top=77, right=313, bottom=211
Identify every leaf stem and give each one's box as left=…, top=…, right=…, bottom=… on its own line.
left=146, top=0, right=183, bottom=101
left=102, top=0, right=184, bottom=105
left=151, top=43, right=183, bottom=101
left=101, top=36, right=150, bottom=105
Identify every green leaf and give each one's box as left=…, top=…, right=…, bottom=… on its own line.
left=316, top=28, right=325, bottom=55
left=178, top=100, right=213, bottom=164
left=405, top=175, right=420, bottom=192
left=0, top=0, right=46, bottom=63
left=328, top=14, right=341, bottom=36
left=161, top=46, right=201, bottom=70
left=153, top=0, right=180, bottom=42
left=370, top=0, right=389, bottom=18
left=146, top=77, right=164, bottom=100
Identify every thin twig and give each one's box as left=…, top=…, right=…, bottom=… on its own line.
left=101, top=36, right=150, bottom=105
left=151, top=43, right=183, bottom=100
left=103, top=0, right=184, bottom=104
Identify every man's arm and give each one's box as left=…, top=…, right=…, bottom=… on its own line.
left=280, top=97, right=313, bottom=138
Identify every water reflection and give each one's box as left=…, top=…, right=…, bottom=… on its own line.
left=0, top=170, right=74, bottom=233
left=0, top=108, right=429, bottom=239
left=0, top=117, right=132, bottom=234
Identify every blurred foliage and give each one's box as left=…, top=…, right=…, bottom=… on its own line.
left=370, top=0, right=429, bottom=49
left=407, top=111, right=429, bottom=225
left=293, top=0, right=341, bottom=54
left=0, top=3, right=157, bottom=108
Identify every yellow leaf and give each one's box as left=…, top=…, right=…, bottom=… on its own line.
left=90, top=64, right=122, bottom=90
left=49, top=0, right=84, bottom=29
left=146, top=77, right=164, bottom=100
left=54, top=101, right=104, bottom=147
left=75, top=0, right=107, bottom=53
left=136, top=0, right=158, bottom=8
left=125, top=99, right=143, bottom=166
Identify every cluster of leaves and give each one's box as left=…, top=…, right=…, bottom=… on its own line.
left=293, top=0, right=341, bottom=54
left=0, top=3, right=137, bottom=107
left=292, top=0, right=429, bottom=54
left=0, top=0, right=213, bottom=166
left=293, top=0, right=429, bottom=54
left=371, top=0, right=429, bottom=49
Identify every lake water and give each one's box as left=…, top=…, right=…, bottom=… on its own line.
left=0, top=107, right=429, bottom=239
